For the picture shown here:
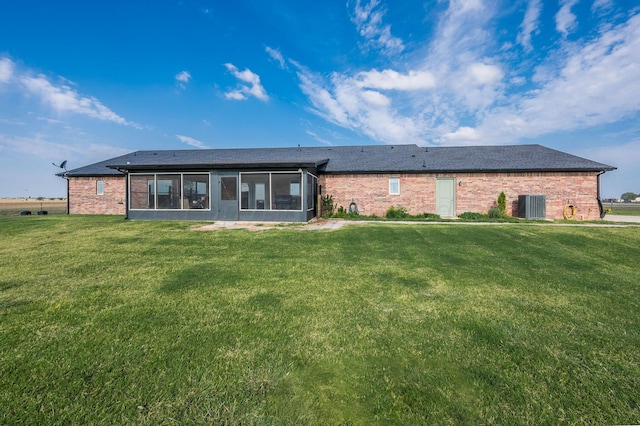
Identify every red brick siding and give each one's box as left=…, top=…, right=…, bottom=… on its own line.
left=68, top=176, right=126, bottom=215
left=320, top=174, right=432, bottom=216
left=455, top=172, right=601, bottom=220
left=320, top=171, right=602, bottom=220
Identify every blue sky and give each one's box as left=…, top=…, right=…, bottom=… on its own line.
left=1, top=0, right=638, bottom=198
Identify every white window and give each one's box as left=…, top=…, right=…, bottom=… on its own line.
left=389, top=178, right=400, bottom=195
left=97, top=180, right=104, bottom=196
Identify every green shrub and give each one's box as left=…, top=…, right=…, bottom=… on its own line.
left=331, top=205, right=362, bottom=219
left=459, top=212, right=485, bottom=220
left=385, top=205, right=410, bottom=219
left=488, top=207, right=502, bottom=218
left=321, top=195, right=335, bottom=218
left=497, top=191, right=507, bottom=217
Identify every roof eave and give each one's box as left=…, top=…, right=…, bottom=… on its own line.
left=323, top=166, right=617, bottom=174
left=58, top=171, right=125, bottom=177
left=107, top=160, right=328, bottom=172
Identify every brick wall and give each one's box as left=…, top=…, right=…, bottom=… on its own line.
left=320, top=174, right=432, bottom=217
left=320, top=171, right=603, bottom=220
left=68, top=176, right=126, bottom=215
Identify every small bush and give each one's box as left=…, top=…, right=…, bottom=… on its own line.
left=423, top=213, right=441, bottom=220
left=321, top=195, right=335, bottom=218
left=385, top=205, right=410, bottom=219
left=332, top=205, right=361, bottom=219
left=459, top=212, right=485, bottom=220
left=497, top=191, right=507, bottom=217
left=488, top=207, right=502, bottom=218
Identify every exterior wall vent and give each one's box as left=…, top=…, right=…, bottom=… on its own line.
left=518, top=195, right=546, bottom=219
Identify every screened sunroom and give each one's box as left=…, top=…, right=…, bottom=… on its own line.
left=123, top=168, right=319, bottom=222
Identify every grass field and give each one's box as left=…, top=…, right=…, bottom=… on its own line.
left=605, top=202, right=640, bottom=216
left=0, top=198, right=67, bottom=216
left=1, top=216, right=639, bottom=425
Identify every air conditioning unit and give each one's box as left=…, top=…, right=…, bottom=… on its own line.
left=518, top=195, right=546, bottom=219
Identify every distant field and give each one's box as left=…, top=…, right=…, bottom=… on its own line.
left=0, top=198, right=67, bottom=216
left=605, top=202, right=640, bottom=216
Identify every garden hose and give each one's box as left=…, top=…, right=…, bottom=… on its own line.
left=563, top=204, right=577, bottom=220
left=348, top=199, right=359, bottom=214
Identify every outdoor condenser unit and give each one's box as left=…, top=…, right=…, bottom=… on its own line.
left=518, top=195, right=546, bottom=219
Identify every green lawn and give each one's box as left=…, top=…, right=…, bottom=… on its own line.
left=1, top=216, right=639, bottom=425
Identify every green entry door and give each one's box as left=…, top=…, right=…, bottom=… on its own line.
left=436, top=178, right=456, bottom=218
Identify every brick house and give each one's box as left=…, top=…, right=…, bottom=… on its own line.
left=58, top=144, right=615, bottom=221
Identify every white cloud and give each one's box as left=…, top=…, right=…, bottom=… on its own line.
left=351, top=0, right=404, bottom=55
left=360, top=90, right=390, bottom=108
left=0, top=57, right=135, bottom=127
left=223, top=63, right=268, bottom=102
left=224, top=90, right=248, bottom=101
left=468, top=62, right=503, bottom=85
left=305, top=130, right=333, bottom=146
left=517, top=0, right=542, bottom=52
left=175, top=70, right=191, bottom=83
left=486, top=13, right=640, bottom=141
left=36, top=116, right=64, bottom=124
left=592, top=0, right=613, bottom=12
left=429, top=0, right=491, bottom=62
left=176, top=134, right=209, bottom=149
left=292, top=1, right=639, bottom=158
left=0, top=56, right=14, bottom=83
left=265, top=46, right=286, bottom=69
left=355, top=69, right=436, bottom=90
left=0, top=132, right=130, bottom=164
left=292, top=66, right=437, bottom=144
left=175, top=70, right=191, bottom=90
left=510, top=76, right=526, bottom=86
left=0, top=131, right=133, bottom=197
left=462, top=0, right=483, bottom=13
left=556, top=0, right=579, bottom=37
left=21, top=75, right=132, bottom=125
left=295, top=65, right=424, bottom=144
left=296, top=68, right=351, bottom=127
left=441, top=126, right=482, bottom=144
left=419, top=0, right=507, bottom=115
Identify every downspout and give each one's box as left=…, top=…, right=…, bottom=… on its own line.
left=60, top=172, right=70, bottom=215
left=123, top=170, right=129, bottom=220
left=66, top=177, right=70, bottom=215
left=115, top=168, right=129, bottom=220
left=597, top=171, right=605, bottom=219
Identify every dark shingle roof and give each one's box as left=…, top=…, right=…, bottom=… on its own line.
left=61, top=144, right=615, bottom=177
left=59, top=155, right=129, bottom=177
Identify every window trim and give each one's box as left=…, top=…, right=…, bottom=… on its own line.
left=307, top=172, right=318, bottom=212
left=96, top=180, right=104, bottom=196
left=389, top=177, right=400, bottom=195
